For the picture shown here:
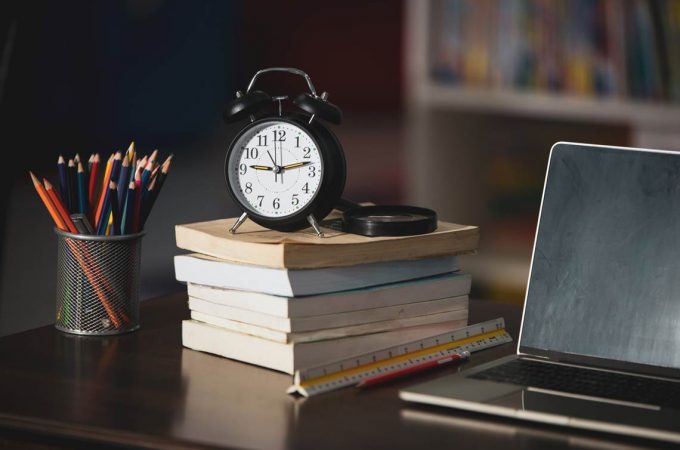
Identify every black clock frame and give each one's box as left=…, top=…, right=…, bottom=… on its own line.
left=224, top=115, right=346, bottom=232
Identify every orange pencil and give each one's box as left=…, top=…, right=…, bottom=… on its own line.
left=29, top=172, right=66, bottom=230
left=44, top=179, right=78, bottom=234
left=94, top=154, right=113, bottom=226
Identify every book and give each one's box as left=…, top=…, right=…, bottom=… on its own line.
left=186, top=272, right=472, bottom=317
left=175, top=254, right=459, bottom=297
left=182, top=319, right=469, bottom=374
left=175, top=216, right=479, bottom=269
left=188, top=295, right=468, bottom=333
left=190, top=309, right=467, bottom=344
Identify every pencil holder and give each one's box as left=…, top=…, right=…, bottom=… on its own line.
left=54, top=229, right=144, bottom=335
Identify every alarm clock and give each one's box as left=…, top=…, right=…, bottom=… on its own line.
left=223, top=67, right=346, bottom=237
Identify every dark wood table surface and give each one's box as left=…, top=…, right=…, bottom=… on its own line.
left=0, top=293, right=674, bottom=450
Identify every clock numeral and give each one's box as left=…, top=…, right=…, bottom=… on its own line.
left=257, top=135, right=267, bottom=146
left=245, top=182, right=253, bottom=194
left=302, top=182, right=310, bottom=194
left=273, top=198, right=280, bottom=209
left=245, top=148, right=259, bottom=159
left=308, top=165, right=317, bottom=177
left=295, top=136, right=300, bottom=148
left=239, top=164, right=247, bottom=175
left=292, top=194, right=299, bottom=206
left=257, top=195, right=264, bottom=207
left=273, top=130, right=286, bottom=142
left=303, top=147, right=311, bottom=158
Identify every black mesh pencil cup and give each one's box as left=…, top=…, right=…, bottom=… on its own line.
left=54, top=229, right=144, bottom=335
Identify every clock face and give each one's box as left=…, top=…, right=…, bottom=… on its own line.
left=227, top=120, right=323, bottom=218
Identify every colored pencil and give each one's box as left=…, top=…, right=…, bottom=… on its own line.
left=30, top=172, right=66, bottom=231
left=140, top=156, right=154, bottom=189
left=133, top=169, right=143, bottom=233
left=117, top=150, right=131, bottom=206
left=88, top=153, right=100, bottom=208
left=356, top=351, right=470, bottom=389
left=77, top=162, right=88, bottom=215
left=57, top=155, right=69, bottom=210
left=94, top=153, right=116, bottom=231
left=94, top=153, right=111, bottom=223
left=87, top=154, right=94, bottom=172
left=121, top=180, right=136, bottom=234
left=73, top=153, right=81, bottom=165
left=67, top=159, right=77, bottom=215
left=108, top=181, right=121, bottom=236
left=44, top=179, right=78, bottom=234
left=95, top=152, right=122, bottom=234
left=141, top=154, right=172, bottom=227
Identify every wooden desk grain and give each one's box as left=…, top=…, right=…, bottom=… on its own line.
left=0, top=294, right=672, bottom=449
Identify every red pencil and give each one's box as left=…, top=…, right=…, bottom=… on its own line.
left=88, top=153, right=100, bottom=207
left=356, top=351, right=470, bottom=389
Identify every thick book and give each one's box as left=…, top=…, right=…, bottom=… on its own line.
left=175, top=216, right=478, bottom=269
left=189, top=308, right=468, bottom=344
left=175, top=254, right=459, bottom=297
left=187, top=272, right=471, bottom=318
left=182, top=319, right=468, bottom=374
left=187, top=273, right=472, bottom=317
left=187, top=295, right=469, bottom=333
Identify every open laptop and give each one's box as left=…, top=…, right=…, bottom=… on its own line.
left=400, top=142, right=680, bottom=443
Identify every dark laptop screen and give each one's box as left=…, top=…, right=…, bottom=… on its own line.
left=521, top=143, right=680, bottom=371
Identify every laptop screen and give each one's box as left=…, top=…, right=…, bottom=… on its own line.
left=520, top=143, right=680, bottom=371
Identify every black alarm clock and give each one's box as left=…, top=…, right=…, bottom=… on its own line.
left=223, top=67, right=346, bottom=237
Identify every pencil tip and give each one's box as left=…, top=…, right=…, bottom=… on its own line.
left=58, top=155, right=65, bottom=163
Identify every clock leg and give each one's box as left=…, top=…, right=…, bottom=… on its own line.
left=307, top=214, right=324, bottom=238
left=229, top=212, right=248, bottom=234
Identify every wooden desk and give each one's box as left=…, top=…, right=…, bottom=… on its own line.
left=0, top=294, right=670, bottom=449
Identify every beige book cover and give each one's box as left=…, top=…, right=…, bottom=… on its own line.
left=175, top=214, right=479, bottom=269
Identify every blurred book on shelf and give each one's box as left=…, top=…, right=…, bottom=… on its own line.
left=431, top=0, right=680, bottom=103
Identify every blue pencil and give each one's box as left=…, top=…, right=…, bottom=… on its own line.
left=121, top=181, right=136, bottom=235
left=117, top=153, right=131, bottom=206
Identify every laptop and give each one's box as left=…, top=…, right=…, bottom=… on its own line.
left=400, top=142, right=680, bottom=443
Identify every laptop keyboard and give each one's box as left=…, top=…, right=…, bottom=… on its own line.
left=470, top=358, right=680, bottom=409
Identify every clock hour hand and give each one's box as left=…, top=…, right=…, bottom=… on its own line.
left=282, top=161, right=312, bottom=170
left=249, top=165, right=274, bottom=171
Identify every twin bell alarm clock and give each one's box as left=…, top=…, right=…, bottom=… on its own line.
left=223, top=67, right=345, bottom=237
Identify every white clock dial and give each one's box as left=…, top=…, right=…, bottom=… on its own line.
left=228, top=120, right=323, bottom=218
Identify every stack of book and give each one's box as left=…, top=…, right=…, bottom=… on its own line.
left=174, top=216, right=479, bottom=375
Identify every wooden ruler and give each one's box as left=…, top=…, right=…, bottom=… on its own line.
left=287, top=317, right=512, bottom=397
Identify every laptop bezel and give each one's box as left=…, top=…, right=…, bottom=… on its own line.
left=516, top=141, right=680, bottom=380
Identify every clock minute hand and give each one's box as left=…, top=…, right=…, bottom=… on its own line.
left=267, top=150, right=279, bottom=182
left=282, top=161, right=312, bottom=170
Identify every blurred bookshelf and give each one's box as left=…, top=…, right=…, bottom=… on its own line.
left=404, top=0, right=680, bottom=303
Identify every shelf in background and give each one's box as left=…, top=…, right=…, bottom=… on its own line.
left=412, top=82, right=680, bottom=129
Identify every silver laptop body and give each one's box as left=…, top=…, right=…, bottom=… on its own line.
left=400, top=142, right=680, bottom=443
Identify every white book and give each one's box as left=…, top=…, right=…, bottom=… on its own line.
left=182, top=318, right=469, bottom=374
left=187, top=272, right=472, bottom=317
left=190, top=309, right=468, bottom=344
left=175, top=254, right=459, bottom=297
left=188, top=295, right=469, bottom=333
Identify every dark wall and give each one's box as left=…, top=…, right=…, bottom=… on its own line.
left=0, top=0, right=405, bottom=335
